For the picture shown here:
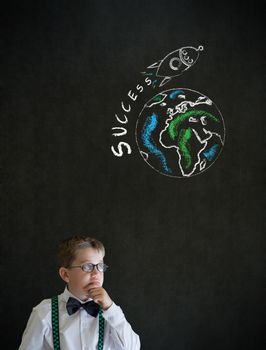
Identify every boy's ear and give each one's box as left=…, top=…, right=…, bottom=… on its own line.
left=59, top=267, right=70, bottom=283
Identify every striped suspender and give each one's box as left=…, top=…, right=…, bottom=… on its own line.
left=51, top=296, right=105, bottom=350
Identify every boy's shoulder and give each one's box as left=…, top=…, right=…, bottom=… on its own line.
left=32, top=291, right=65, bottom=314
left=31, top=297, right=55, bottom=321
left=33, top=297, right=50, bottom=309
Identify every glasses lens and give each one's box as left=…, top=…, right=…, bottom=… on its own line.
left=98, top=263, right=108, bottom=272
left=82, top=263, right=93, bottom=272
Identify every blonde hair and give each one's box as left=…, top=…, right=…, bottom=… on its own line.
left=57, top=235, right=105, bottom=268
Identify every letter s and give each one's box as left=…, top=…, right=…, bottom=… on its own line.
left=136, top=84, right=144, bottom=92
left=145, top=77, right=152, bottom=86
left=111, top=142, right=132, bottom=157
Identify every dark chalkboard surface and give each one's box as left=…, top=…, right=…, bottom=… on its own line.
left=1, top=1, right=264, bottom=349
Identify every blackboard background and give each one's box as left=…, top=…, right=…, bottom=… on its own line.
left=1, top=1, right=264, bottom=349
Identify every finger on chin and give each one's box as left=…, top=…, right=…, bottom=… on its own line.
left=87, top=283, right=98, bottom=291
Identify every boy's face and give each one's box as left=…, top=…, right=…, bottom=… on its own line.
left=59, top=247, right=105, bottom=301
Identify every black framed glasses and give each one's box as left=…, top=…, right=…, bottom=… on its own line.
left=68, top=262, right=108, bottom=273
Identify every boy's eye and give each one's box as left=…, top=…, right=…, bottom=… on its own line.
left=81, top=262, right=108, bottom=272
left=82, top=263, right=94, bottom=272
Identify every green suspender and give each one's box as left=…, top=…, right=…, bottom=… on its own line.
left=98, top=309, right=105, bottom=350
left=51, top=296, right=105, bottom=350
left=51, top=296, right=60, bottom=350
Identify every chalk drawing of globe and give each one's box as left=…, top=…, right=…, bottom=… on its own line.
left=135, top=88, right=225, bottom=177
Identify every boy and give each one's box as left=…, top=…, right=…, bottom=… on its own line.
left=18, top=235, right=140, bottom=350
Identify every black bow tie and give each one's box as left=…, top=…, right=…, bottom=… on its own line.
left=66, top=297, right=100, bottom=317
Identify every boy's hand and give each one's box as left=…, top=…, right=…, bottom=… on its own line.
left=88, top=287, right=113, bottom=310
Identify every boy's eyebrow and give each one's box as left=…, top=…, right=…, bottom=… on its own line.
left=79, top=259, right=104, bottom=264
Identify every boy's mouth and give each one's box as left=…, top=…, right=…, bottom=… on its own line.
left=87, top=280, right=101, bottom=288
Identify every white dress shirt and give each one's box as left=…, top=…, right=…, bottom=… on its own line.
left=18, top=287, right=140, bottom=350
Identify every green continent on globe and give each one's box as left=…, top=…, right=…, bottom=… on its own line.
left=168, top=109, right=219, bottom=140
